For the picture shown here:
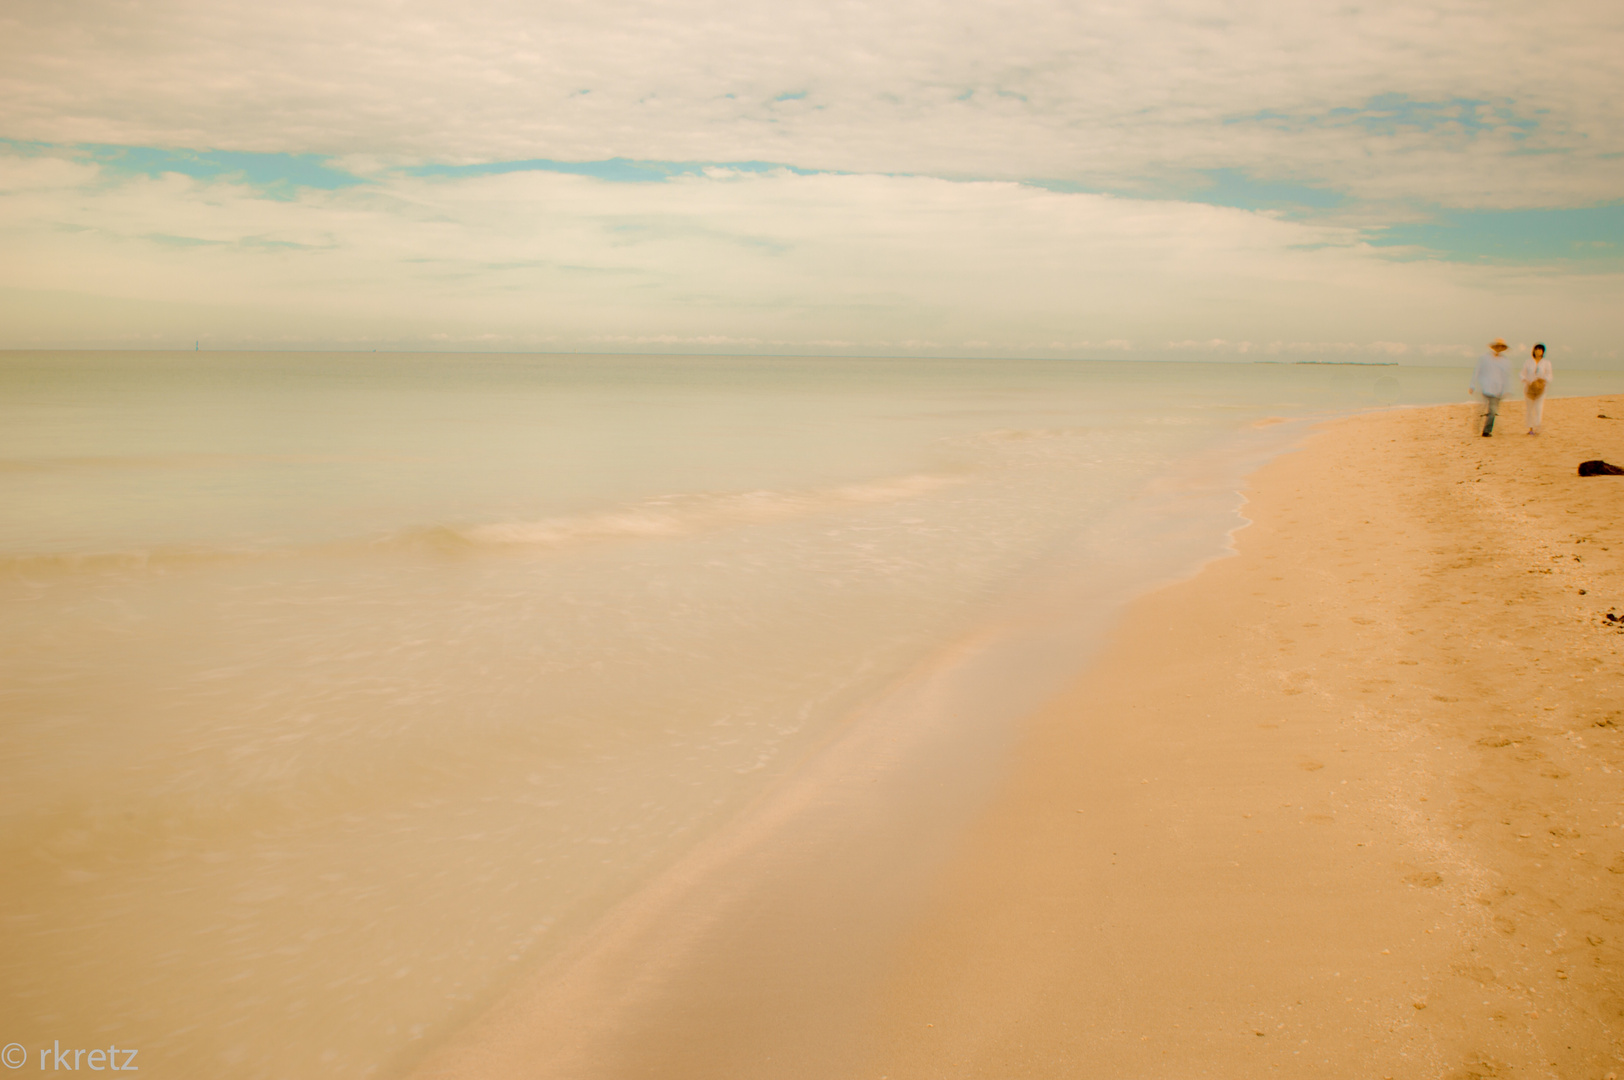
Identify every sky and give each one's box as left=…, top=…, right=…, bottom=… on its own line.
left=1, top=0, right=1621, bottom=362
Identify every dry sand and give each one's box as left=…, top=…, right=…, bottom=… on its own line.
left=869, top=394, right=1624, bottom=1079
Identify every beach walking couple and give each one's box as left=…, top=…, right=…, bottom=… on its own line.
left=1471, top=338, right=1553, bottom=437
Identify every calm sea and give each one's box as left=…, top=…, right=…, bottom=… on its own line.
left=3, top=352, right=1615, bottom=1077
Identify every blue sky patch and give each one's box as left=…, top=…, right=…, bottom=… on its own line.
left=1022, top=179, right=1098, bottom=196
left=1, top=140, right=828, bottom=190
left=1367, top=204, right=1624, bottom=261
left=404, top=157, right=820, bottom=182
left=1191, top=169, right=1343, bottom=211
left=1025, top=170, right=1343, bottom=215
left=81, top=144, right=364, bottom=197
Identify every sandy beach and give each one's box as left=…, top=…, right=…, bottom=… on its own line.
left=12, top=1, right=1624, bottom=1073
left=406, top=393, right=1624, bottom=1080
left=871, top=394, right=1624, bottom=1078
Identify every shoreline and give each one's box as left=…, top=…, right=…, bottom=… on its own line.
left=869, top=394, right=1624, bottom=1078
left=398, top=410, right=1320, bottom=1080
left=408, top=394, right=1624, bottom=1079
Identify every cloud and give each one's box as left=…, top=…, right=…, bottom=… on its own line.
left=3, top=152, right=1620, bottom=359
left=2, top=0, right=1622, bottom=209
left=5, top=0, right=1622, bottom=355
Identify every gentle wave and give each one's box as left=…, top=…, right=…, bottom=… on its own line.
left=454, top=473, right=964, bottom=548
left=0, top=471, right=967, bottom=576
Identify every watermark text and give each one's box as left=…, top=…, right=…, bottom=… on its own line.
left=2, top=1042, right=138, bottom=1070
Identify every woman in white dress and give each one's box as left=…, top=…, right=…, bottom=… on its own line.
left=1522, top=343, right=1552, bottom=435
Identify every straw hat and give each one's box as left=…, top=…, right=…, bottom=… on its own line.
left=1489, top=337, right=1508, bottom=350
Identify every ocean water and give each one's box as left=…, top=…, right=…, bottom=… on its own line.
left=2, top=352, right=1616, bottom=1077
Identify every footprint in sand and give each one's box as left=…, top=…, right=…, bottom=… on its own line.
left=1451, top=962, right=1497, bottom=984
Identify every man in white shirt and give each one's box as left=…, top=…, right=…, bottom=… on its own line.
left=1470, top=338, right=1511, bottom=437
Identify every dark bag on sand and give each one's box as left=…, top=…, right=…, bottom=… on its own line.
left=1578, top=460, right=1624, bottom=476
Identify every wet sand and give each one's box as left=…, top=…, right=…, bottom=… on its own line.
left=870, top=394, right=1624, bottom=1078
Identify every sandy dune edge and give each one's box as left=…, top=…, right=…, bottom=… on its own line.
left=870, top=395, right=1624, bottom=1079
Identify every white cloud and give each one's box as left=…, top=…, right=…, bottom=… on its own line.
left=2, top=156, right=1618, bottom=359
left=2, top=0, right=1621, bottom=207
